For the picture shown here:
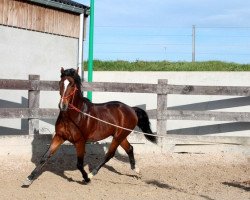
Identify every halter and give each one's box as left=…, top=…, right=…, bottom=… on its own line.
left=61, top=85, right=78, bottom=104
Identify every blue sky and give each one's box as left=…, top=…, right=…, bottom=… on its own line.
left=75, top=0, right=250, bottom=63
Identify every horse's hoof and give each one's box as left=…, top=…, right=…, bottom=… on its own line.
left=85, top=178, right=91, bottom=183
left=88, top=169, right=98, bottom=179
left=22, top=178, right=33, bottom=188
left=82, top=176, right=91, bottom=184
left=134, top=166, right=140, bottom=174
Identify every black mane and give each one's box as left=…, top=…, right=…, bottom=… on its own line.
left=61, top=68, right=81, bottom=86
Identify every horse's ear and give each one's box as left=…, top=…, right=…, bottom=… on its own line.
left=76, top=67, right=79, bottom=74
left=61, top=67, right=64, bottom=73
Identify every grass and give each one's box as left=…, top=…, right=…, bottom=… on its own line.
left=84, top=60, right=250, bottom=71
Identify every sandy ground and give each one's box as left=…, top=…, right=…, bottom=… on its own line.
left=0, top=153, right=249, bottom=200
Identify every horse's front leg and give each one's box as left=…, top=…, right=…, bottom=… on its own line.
left=22, top=135, right=64, bottom=187
left=75, top=141, right=90, bottom=183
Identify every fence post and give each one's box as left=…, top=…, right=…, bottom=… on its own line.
left=28, top=75, right=40, bottom=135
left=157, top=79, right=168, bottom=136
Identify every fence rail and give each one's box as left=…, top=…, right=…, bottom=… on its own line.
left=0, top=75, right=250, bottom=140
left=2, top=79, right=250, bottom=95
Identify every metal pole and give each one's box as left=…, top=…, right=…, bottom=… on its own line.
left=87, top=0, right=94, bottom=101
left=78, top=14, right=84, bottom=81
left=192, top=25, right=196, bottom=62
left=82, top=14, right=88, bottom=81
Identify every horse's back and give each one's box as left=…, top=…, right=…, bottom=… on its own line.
left=92, top=101, right=128, bottom=107
left=91, top=100, right=135, bottom=117
left=85, top=101, right=138, bottom=140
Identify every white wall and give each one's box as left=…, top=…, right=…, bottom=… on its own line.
left=0, top=25, right=78, bottom=134
left=91, top=72, right=250, bottom=137
left=0, top=25, right=78, bottom=80
left=1, top=70, right=250, bottom=155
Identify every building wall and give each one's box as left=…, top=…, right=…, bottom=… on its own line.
left=0, top=25, right=78, bottom=79
left=91, top=72, right=250, bottom=138
left=1, top=69, right=250, bottom=137
left=0, top=25, right=78, bottom=134
left=1, top=71, right=250, bottom=155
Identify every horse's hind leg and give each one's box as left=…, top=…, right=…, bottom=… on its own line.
left=88, top=137, right=120, bottom=179
left=22, top=135, right=64, bottom=187
left=120, top=138, right=140, bottom=174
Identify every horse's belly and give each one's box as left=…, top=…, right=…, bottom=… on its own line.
left=86, top=127, right=116, bottom=142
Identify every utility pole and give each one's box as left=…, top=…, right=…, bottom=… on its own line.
left=192, top=25, right=196, bottom=62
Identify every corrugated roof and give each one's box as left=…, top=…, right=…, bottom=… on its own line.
left=52, top=0, right=89, bottom=9
left=28, top=0, right=89, bottom=14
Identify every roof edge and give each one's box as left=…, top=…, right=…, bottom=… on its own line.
left=28, top=0, right=90, bottom=15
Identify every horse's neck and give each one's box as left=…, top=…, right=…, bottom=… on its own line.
left=74, top=91, right=91, bottom=110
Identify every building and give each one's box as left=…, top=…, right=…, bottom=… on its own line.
left=0, top=0, right=89, bottom=79
left=0, top=0, right=89, bottom=134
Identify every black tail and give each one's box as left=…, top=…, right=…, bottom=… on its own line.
left=133, top=107, right=157, bottom=144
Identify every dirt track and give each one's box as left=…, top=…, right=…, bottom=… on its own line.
left=0, top=153, right=249, bottom=200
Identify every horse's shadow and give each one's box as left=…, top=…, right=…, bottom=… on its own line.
left=31, top=134, right=133, bottom=184
left=30, top=135, right=216, bottom=200
left=222, top=181, right=250, bottom=192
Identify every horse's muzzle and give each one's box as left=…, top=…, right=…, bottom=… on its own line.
left=59, top=100, right=68, bottom=111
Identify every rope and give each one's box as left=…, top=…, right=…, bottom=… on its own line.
left=68, top=103, right=244, bottom=145
left=69, top=103, right=166, bottom=138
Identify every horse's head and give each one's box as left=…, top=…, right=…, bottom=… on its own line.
left=59, top=67, right=80, bottom=111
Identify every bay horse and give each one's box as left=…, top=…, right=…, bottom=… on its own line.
left=23, top=67, right=156, bottom=187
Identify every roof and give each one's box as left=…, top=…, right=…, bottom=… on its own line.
left=52, top=0, right=89, bottom=9
left=28, top=0, right=90, bottom=15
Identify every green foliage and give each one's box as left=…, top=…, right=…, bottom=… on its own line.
left=84, top=60, right=250, bottom=71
